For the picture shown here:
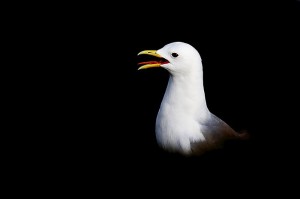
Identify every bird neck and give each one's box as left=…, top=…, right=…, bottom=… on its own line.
left=162, top=69, right=210, bottom=122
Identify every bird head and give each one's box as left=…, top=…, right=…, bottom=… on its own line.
left=138, top=42, right=202, bottom=75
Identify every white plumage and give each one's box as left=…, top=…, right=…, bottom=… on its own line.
left=138, top=42, right=247, bottom=156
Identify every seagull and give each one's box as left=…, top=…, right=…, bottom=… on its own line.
left=137, top=41, right=248, bottom=156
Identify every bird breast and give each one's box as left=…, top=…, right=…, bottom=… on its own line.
left=155, top=101, right=206, bottom=154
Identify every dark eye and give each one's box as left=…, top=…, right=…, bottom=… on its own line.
left=171, top=53, right=178, bottom=58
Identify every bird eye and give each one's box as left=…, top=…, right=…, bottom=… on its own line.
left=171, top=53, right=178, bottom=58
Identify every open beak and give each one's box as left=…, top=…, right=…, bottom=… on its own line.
left=137, top=50, right=168, bottom=70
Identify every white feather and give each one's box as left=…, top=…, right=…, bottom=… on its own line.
left=154, top=42, right=212, bottom=154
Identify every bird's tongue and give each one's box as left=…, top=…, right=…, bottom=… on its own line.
left=138, top=61, right=159, bottom=65
left=138, top=60, right=169, bottom=65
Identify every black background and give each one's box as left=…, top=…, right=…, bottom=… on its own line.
left=21, top=0, right=300, bottom=195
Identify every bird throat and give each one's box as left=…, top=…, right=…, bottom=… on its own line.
left=164, top=74, right=209, bottom=120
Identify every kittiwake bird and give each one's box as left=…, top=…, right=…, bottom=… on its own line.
left=137, top=41, right=249, bottom=156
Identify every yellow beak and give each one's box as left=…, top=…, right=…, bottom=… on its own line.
left=137, top=50, right=163, bottom=70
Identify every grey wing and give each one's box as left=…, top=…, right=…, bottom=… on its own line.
left=190, top=113, right=245, bottom=155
